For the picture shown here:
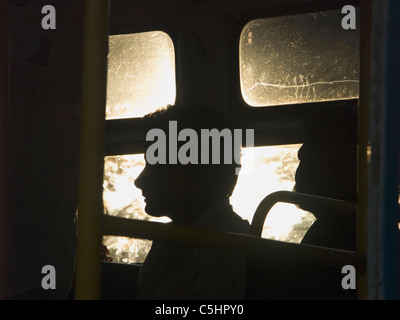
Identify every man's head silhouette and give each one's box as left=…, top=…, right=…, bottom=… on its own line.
left=294, top=105, right=358, bottom=214
left=135, top=104, right=241, bottom=225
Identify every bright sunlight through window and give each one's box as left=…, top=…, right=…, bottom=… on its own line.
left=240, top=9, right=360, bottom=107
left=103, top=145, right=314, bottom=264
left=103, top=30, right=314, bottom=265
left=106, top=31, right=176, bottom=119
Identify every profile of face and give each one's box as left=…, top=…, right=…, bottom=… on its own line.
left=294, top=108, right=357, bottom=204
left=294, top=142, right=319, bottom=195
left=134, top=160, right=183, bottom=219
left=134, top=157, right=231, bottom=224
left=135, top=104, right=240, bottom=223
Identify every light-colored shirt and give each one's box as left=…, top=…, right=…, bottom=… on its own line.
left=136, top=200, right=250, bottom=300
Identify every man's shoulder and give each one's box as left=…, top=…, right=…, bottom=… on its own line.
left=196, top=201, right=250, bottom=234
left=225, top=211, right=250, bottom=234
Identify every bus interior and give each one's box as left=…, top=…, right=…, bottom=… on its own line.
left=1, top=0, right=399, bottom=300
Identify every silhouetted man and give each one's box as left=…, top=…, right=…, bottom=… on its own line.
left=295, top=105, right=358, bottom=251
left=135, top=104, right=250, bottom=299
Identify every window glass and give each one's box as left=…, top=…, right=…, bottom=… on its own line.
left=240, top=10, right=360, bottom=107
left=106, top=31, right=176, bottom=119
left=103, top=145, right=313, bottom=264
left=230, top=145, right=314, bottom=242
left=103, top=154, right=169, bottom=264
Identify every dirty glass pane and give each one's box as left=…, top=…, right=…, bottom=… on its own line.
left=240, top=10, right=360, bottom=106
left=106, top=31, right=176, bottom=119
left=102, top=154, right=170, bottom=264
left=230, top=145, right=314, bottom=242
left=103, top=145, right=313, bottom=264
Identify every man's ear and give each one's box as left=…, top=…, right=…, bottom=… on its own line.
left=172, top=165, right=201, bottom=194
left=167, top=165, right=190, bottom=192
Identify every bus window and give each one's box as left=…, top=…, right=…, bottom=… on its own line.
left=103, top=154, right=169, bottom=264
left=230, top=145, right=314, bottom=242
left=240, top=9, right=360, bottom=107
left=103, top=145, right=314, bottom=264
left=103, top=30, right=176, bottom=262
left=106, top=31, right=176, bottom=119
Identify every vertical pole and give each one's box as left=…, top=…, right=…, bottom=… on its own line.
left=366, top=0, right=400, bottom=299
left=0, top=0, right=10, bottom=300
left=75, top=0, right=109, bottom=300
left=357, top=0, right=372, bottom=300
left=379, top=0, right=400, bottom=300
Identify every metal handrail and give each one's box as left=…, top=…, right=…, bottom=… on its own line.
left=102, top=214, right=364, bottom=271
left=249, top=191, right=357, bottom=236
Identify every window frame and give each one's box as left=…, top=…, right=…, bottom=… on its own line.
left=101, top=0, right=364, bottom=268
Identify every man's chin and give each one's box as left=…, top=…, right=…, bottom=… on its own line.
left=143, top=202, right=166, bottom=218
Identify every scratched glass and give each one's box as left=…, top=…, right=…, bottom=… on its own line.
left=106, top=31, right=176, bottom=119
left=240, top=10, right=360, bottom=106
left=102, top=145, right=314, bottom=264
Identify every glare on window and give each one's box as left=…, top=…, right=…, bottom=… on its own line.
left=106, top=31, right=176, bottom=119
left=230, top=145, right=313, bottom=242
left=103, top=154, right=169, bottom=264
left=240, top=10, right=360, bottom=107
left=103, top=145, right=313, bottom=264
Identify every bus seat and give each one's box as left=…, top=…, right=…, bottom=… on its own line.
left=249, top=191, right=356, bottom=237
left=100, top=262, right=141, bottom=300
left=245, top=249, right=357, bottom=300
left=245, top=191, right=357, bottom=300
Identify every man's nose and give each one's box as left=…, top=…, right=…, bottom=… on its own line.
left=297, top=144, right=305, bottom=161
left=135, top=168, right=145, bottom=190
